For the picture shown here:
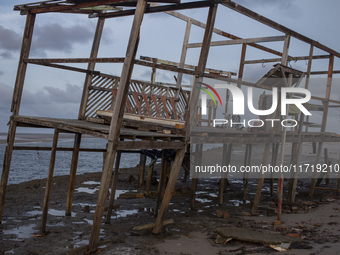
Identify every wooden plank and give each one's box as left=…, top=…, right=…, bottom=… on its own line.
left=145, top=159, right=157, bottom=193
left=0, top=121, right=17, bottom=222
left=138, top=154, right=147, bottom=188
left=151, top=95, right=161, bottom=118
left=219, top=143, right=232, bottom=205
left=142, top=93, right=152, bottom=116
left=161, top=96, right=170, bottom=119
left=153, top=147, right=186, bottom=234
left=187, top=35, right=286, bottom=48
left=133, top=219, right=174, bottom=231
left=65, top=133, right=82, bottom=216
left=26, top=61, right=100, bottom=75
left=176, top=18, right=192, bottom=96
left=237, top=44, right=247, bottom=88
left=133, top=91, right=142, bottom=115
left=221, top=1, right=340, bottom=59
left=79, top=16, right=105, bottom=120
left=170, top=97, right=178, bottom=120
left=151, top=3, right=284, bottom=57
left=243, top=54, right=330, bottom=65
left=309, top=54, right=334, bottom=198
left=26, top=57, right=125, bottom=64
left=105, top=147, right=122, bottom=224
left=11, top=13, right=36, bottom=116
left=115, top=141, right=185, bottom=150
left=191, top=144, right=202, bottom=210
left=40, top=129, right=59, bottom=233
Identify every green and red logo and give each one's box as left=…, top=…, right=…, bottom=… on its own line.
left=197, top=82, right=222, bottom=115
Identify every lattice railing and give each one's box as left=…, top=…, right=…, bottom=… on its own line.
left=85, top=73, right=189, bottom=121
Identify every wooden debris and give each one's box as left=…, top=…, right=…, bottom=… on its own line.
left=133, top=218, right=174, bottom=231
left=118, top=192, right=144, bottom=199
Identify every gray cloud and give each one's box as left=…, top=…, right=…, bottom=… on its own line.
left=0, top=70, right=4, bottom=76
left=0, top=25, right=22, bottom=51
left=0, top=51, right=14, bottom=59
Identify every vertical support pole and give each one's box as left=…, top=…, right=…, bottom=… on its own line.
left=65, top=133, right=82, bottom=216
left=175, top=18, right=192, bottom=98
left=219, top=143, right=232, bottom=205
left=0, top=121, right=17, bottom=223
left=243, top=144, right=252, bottom=200
left=40, top=129, right=59, bottom=233
left=154, top=150, right=167, bottom=216
left=153, top=147, right=186, bottom=234
left=89, top=0, right=146, bottom=251
left=11, top=13, right=36, bottom=115
left=309, top=54, right=334, bottom=198
left=105, top=148, right=122, bottom=224
left=336, top=152, right=340, bottom=190
left=138, top=153, right=147, bottom=188
left=191, top=144, right=202, bottom=210
left=270, top=143, right=279, bottom=196
left=281, top=34, right=291, bottom=66
left=316, top=148, right=329, bottom=186
left=79, top=16, right=106, bottom=119
left=145, top=159, right=157, bottom=193
left=237, top=43, right=247, bottom=88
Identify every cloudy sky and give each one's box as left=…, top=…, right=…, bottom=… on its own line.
left=0, top=0, right=340, bottom=133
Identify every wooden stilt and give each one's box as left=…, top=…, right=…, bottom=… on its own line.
left=219, top=143, right=232, bottom=205
left=190, top=144, right=202, bottom=210
left=65, top=133, right=82, bottom=216
left=89, top=0, right=147, bottom=251
left=309, top=54, right=334, bottom=198
left=105, top=149, right=122, bottom=224
left=270, top=143, right=279, bottom=196
left=0, top=121, right=17, bottom=223
left=138, top=153, right=147, bottom=188
left=152, top=147, right=186, bottom=234
left=145, top=159, right=157, bottom=193
left=40, top=129, right=59, bottom=233
left=251, top=143, right=271, bottom=214
left=243, top=144, right=252, bottom=200
left=336, top=152, right=340, bottom=190
left=237, top=43, right=247, bottom=88
left=154, top=150, right=167, bottom=216
left=316, top=148, right=329, bottom=186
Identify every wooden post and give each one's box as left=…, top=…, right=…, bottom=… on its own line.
left=11, top=13, right=36, bottom=116
left=40, top=129, right=59, bottom=233
left=191, top=144, right=202, bottom=210
left=105, top=149, right=122, bottom=224
left=270, top=143, right=279, bottom=196
left=175, top=18, right=192, bottom=98
left=78, top=16, right=105, bottom=120
left=151, top=58, right=157, bottom=84
left=0, top=121, right=17, bottom=223
left=309, top=54, right=334, bottom=198
left=154, top=150, right=167, bottom=216
left=145, top=159, right=157, bottom=193
left=336, top=152, right=340, bottom=190
left=89, top=0, right=146, bottom=251
left=243, top=144, right=252, bottom=200
left=237, top=44, right=247, bottom=88
left=138, top=153, right=147, bottom=188
left=65, top=133, right=82, bottom=216
left=219, top=143, right=232, bottom=205
left=316, top=148, right=329, bottom=186
left=152, top=147, right=186, bottom=234
left=288, top=45, right=314, bottom=202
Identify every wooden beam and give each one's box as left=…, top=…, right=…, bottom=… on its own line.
left=79, top=16, right=106, bottom=120
left=25, top=57, right=125, bottom=64
left=243, top=55, right=330, bottom=65
left=92, top=1, right=219, bottom=18
left=11, top=13, right=36, bottom=115
left=90, top=0, right=146, bottom=251
left=222, top=1, right=340, bottom=58
left=151, top=2, right=284, bottom=57
left=187, top=35, right=285, bottom=48
left=115, top=141, right=185, bottom=150
left=237, top=43, right=247, bottom=88
left=26, top=61, right=100, bottom=75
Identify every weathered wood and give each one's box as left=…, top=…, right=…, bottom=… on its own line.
left=26, top=57, right=125, bottom=64
left=237, top=44, right=247, bottom=88
left=40, top=129, right=59, bottom=233
left=26, top=61, right=100, bottom=75
left=191, top=144, right=202, bottom=210
left=270, top=143, right=279, bottom=196
left=11, top=13, right=36, bottom=115
left=243, top=144, right=252, bottom=200
left=243, top=54, right=329, bottom=65
left=187, top=35, right=285, bottom=48
left=153, top=147, right=186, bottom=234
left=176, top=18, right=192, bottom=97
left=115, top=141, right=185, bottom=150
left=219, top=143, right=232, bottom=205
left=145, top=159, right=157, bottom=193
left=221, top=1, right=340, bottom=58
left=138, top=154, right=147, bottom=188
left=316, top=148, right=329, bottom=186
left=79, top=16, right=105, bottom=120
left=0, top=121, right=17, bottom=223
left=133, top=218, right=174, bottom=231
left=13, top=146, right=107, bottom=152
left=155, top=150, right=167, bottom=216
left=105, top=147, right=122, bottom=224
left=65, top=133, right=82, bottom=216
left=309, top=54, right=334, bottom=198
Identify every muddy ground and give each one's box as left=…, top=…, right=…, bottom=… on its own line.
left=1, top=144, right=340, bottom=255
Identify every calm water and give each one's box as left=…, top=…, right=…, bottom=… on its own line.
left=0, top=137, right=147, bottom=185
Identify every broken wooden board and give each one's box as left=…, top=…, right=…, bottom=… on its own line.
left=215, top=227, right=302, bottom=245
left=133, top=219, right=174, bottom=231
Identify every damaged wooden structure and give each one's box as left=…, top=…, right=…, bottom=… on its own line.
left=1, top=0, right=340, bottom=252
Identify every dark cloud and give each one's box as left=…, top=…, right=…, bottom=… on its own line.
left=43, top=84, right=82, bottom=103
left=0, top=51, right=14, bottom=59
left=31, top=23, right=94, bottom=55
left=0, top=25, right=22, bottom=51
left=0, top=70, right=4, bottom=76
left=234, top=0, right=295, bottom=8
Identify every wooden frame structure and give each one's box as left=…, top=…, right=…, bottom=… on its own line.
left=1, top=0, right=340, bottom=252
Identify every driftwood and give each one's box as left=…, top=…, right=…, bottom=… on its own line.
left=133, top=219, right=174, bottom=231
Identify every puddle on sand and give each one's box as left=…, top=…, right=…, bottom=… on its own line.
left=27, top=209, right=76, bottom=217
left=3, top=224, right=36, bottom=240
left=75, top=187, right=98, bottom=194
left=82, top=181, right=101, bottom=185
left=111, top=209, right=139, bottom=218
left=196, top=198, right=213, bottom=203
left=83, top=218, right=93, bottom=225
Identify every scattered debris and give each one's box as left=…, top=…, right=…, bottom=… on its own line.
left=133, top=219, right=174, bottom=231
left=269, top=242, right=290, bottom=252
left=273, top=220, right=281, bottom=226
left=215, top=234, right=232, bottom=244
